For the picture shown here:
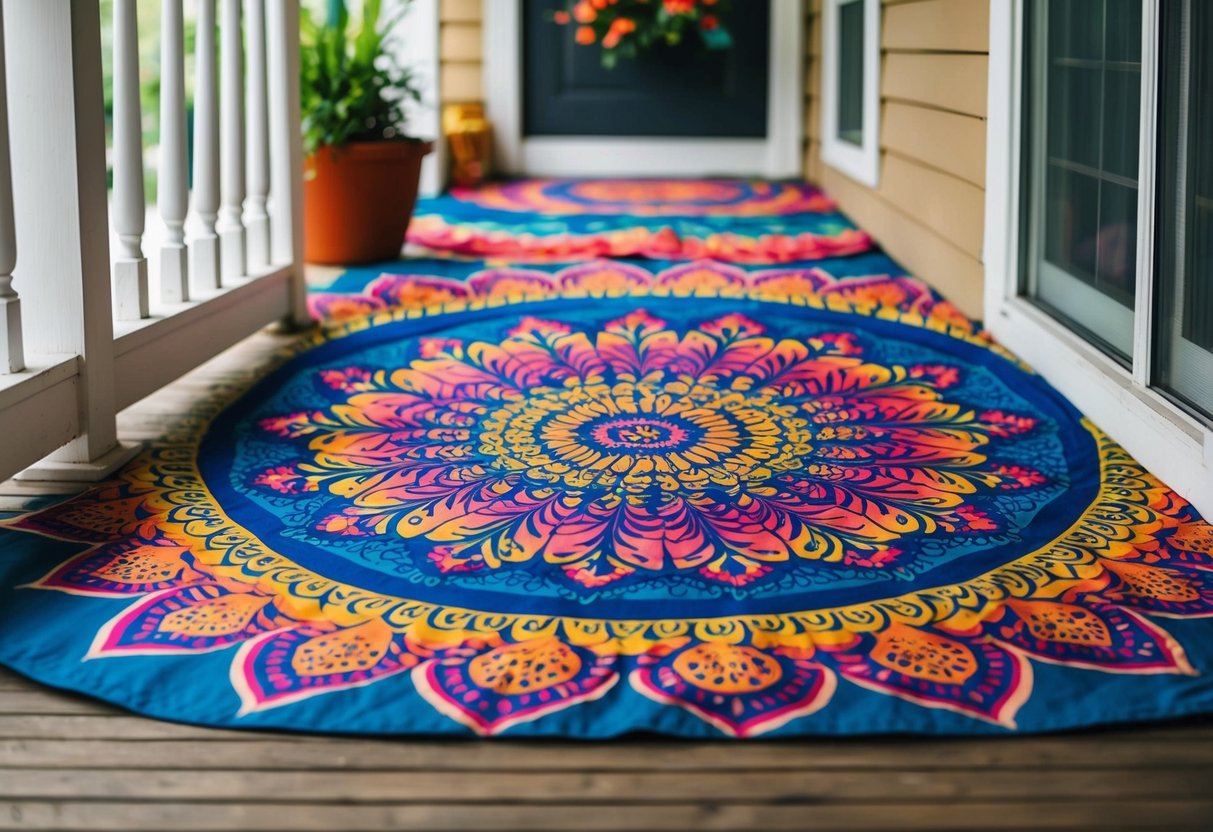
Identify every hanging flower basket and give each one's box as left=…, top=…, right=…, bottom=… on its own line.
left=553, top=0, right=734, bottom=68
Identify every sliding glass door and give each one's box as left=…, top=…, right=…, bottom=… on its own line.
left=1155, top=0, right=1213, bottom=418
left=1019, top=0, right=1213, bottom=425
left=1022, top=0, right=1142, bottom=363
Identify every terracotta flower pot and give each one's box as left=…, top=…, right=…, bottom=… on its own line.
left=303, top=140, right=433, bottom=265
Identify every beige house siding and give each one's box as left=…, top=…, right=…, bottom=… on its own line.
left=435, top=0, right=989, bottom=316
left=439, top=0, right=483, bottom=103
left=807, top=0, right=990, bottom=317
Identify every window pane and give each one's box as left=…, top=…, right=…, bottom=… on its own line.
left=836, top=0, right=864, bottom=146
left=1021, top=0, right=1141, bottom=362
left=1155, top=0, right=1213, bottom=420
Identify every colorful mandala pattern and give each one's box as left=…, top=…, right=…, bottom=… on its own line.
left=307, top=259, right=974, bottom=333
left=406, top=214, right=874, bottom=264
left=407, top=181, right=870, bottom=264
left=4, top=271, right=1213, bottom=739
left=447, top=179, right=837, bottom=216
left=260, top=311, right=1039, bottom=589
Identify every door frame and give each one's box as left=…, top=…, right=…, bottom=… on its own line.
left=983, top=0, right=1213, bottom=518
left=482, top=0, right=804, bottom=178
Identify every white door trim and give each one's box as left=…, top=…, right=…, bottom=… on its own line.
left=482, top=0, right=804, bottom=178
left=983, top=0, right=1213, bottom=518
left=819, top=0, right=882, bottom=187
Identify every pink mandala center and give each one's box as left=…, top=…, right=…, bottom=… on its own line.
left=590, top=417, right=689, bottom=451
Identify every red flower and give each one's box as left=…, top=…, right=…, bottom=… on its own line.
left=663, top=0, right=695, bottom=14
left=575, top=25, right=596, bottom=44
left=700, top=14, right=719, bottom=30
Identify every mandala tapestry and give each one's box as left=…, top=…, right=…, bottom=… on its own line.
left=2, top=261, right=1211, bottom=738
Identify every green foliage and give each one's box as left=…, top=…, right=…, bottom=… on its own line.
left=301, top=0, right=421, bottom=156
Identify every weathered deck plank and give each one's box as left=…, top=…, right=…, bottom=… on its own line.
left=4, top=799, right=1213, bottom=831
left=1, top=766, right=1211, bottom=802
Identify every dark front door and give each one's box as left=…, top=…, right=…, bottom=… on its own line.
left=522, top=0, right=771, bottom=138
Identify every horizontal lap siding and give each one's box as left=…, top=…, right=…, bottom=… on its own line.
left=440, top=0, right=483, bottom=103
left=807, top=0, right=990, bottom=317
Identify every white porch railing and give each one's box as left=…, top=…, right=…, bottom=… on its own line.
left=0, top=0, right=306, bottom=483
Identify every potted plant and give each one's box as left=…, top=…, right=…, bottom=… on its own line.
left=301, top=0, right=431, bottom=264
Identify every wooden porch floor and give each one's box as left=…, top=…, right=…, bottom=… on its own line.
left=2, top=329, right=1213, bottom=831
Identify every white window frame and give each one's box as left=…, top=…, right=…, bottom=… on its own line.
left=820, top=0, right=881, bottom=187
left=482, top=0, right=804, bottom=178
left=984, top=0, right=1213, bottom=518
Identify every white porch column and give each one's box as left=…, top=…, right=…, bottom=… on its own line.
left=219, top=0, right=247, bottom=283
left=5, top=0, right=138, bottom=478
left=267, top=0, right=308, bottom=328
left=191, top=0, right=221, bottom=295
left=111, top=0, right=150, bottom=321
left=158, top=0, right=190, bottom=304
left=245, top=0, right=271, bottom=272
left=0, top=3, right=23, bottom=374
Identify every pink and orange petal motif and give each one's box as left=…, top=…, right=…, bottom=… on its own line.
left=28, top=541, right=202, bottom=597
left=307, top=292, right=387, bottom=322
left=412, top=637, right=619, bottom=735
left=1097, top=559, right=1213, bottom=618
left=655, top=261, right=749, bottom=294
left=557, top=260, right=654, bottom=294
left=88, top=583, right=291, bottom=658
left=366, top=273, right=470, bottom=309
left=987, top=598, right=1195, bottom=675
left=630, top=642, right=837, bottom=737
left=823, top=624, right=1033, bottom=728
left=467, top=268, right=557, bottom=298
left=233, top=618, right=419, bottom=714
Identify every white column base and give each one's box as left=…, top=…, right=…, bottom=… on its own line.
left=191, top=234, right=221, bottom=296
left=0, top=294, right=23, bottom=373
left=16, top=440, right=142, bottom=483
left=246, top=215, right=270, bottom=273
left=113, top=258, right=149, bottom=320
left=160, top=244, right=189, bottom=304
left=220, top=225, right=247, bottom=284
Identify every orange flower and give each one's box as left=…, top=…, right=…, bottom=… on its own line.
left=553, top=10, right=570, bottom=23
left=602, top=16, right=636, bottom=48
left=575, top=25, right=597, bottom=44
left=572, top=1, right=596, bottom=23
left=591, top=0, right=608, bottom=8
left=663, top=0, right=695, bottom=14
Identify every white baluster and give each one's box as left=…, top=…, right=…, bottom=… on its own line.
left=0, top=3, right=22, bottom=373
left=158, top=0, right=190, bottom=303
left=219, top=0, right=246, bottom=282
left=268, top=0, right=308, bottom=327
left=245, top=0, right=270, bottom=272
left=192, top=0, right=221, bottom=295
left=111, top=0, right=149, bottom=321
left=6, top=0, right=136, bottom=478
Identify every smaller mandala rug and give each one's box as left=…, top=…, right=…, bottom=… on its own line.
left=1, top=267, right=1213, bottom=738
left=408, top=179, right=873, bottom=264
